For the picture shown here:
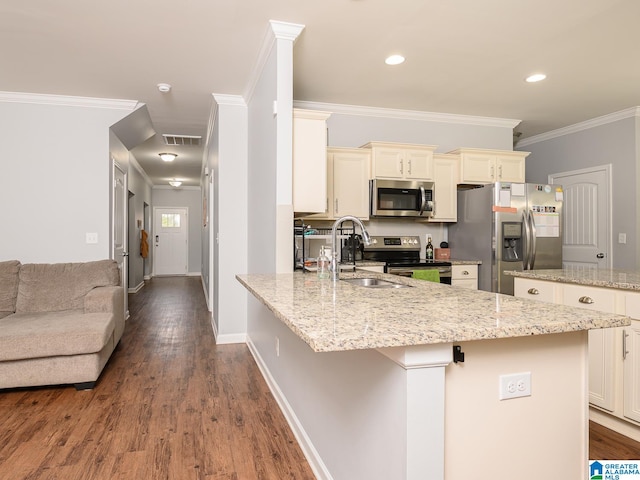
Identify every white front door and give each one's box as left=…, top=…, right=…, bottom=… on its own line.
left=154, top=207, right=188, bottom=275
left=549, top=165, right=611, bottom=268
left=112, top=160, right=128, bottom=319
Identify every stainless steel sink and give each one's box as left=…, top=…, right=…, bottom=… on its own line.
left=341, top=277, right=411, bottom=289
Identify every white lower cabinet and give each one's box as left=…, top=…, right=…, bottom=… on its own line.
left=451, top=265, right=478, bottom=290
left=514, top=277, right=640, bottom=434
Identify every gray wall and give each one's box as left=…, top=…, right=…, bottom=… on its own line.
left=326, top=113, right=514, bottom=152
left=152, top=187, right=202, bottom=274
left=0, top=96, right=132, bottom=263
left=519, top=116, right=639, bottom=269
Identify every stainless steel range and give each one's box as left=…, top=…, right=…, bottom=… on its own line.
left=362, top=235, right=452, bottom=284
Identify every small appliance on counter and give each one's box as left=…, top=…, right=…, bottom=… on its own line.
left=435, top=241, right=450, bottom=260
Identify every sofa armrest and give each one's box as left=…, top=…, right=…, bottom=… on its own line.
left=84, top=286, right=123, bottom=314
left=84, top=286, right=125, bottom=344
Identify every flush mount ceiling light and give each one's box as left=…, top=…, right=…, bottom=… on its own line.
left=169, top=179, right=182, bottom=187
left=525, top=73, right=547, bottom=83
left=159, top=152, right=177, bottom=162
left=157, top=83, right=172, bottom=93
left=385, top=54, right=405, bottom=66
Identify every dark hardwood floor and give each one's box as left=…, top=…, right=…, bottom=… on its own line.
left=0, top=277, right=315, bottom=479
left=590, top=420, right=640, bottom=460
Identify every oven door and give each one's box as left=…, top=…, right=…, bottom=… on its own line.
left=386, top=264, right=452, bottom=284
left=370, top=179, right=434, bottom=218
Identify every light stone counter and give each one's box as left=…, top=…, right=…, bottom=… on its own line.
left=507, top=268, right=640, bottom=291
left=236, top=270, right=629, bottom=353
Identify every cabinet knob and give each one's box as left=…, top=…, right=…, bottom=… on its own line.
left=527, top=288, right=539, bottom=295
left=462, top=270, right=469, bottom=275
left=578, top=296, right=594, bottom=304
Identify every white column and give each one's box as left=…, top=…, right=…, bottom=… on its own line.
left=377, top=343, right=453, bottom=480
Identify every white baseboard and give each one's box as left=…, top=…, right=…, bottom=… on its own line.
left=590, top=407, right=640, bottom=443
left=246, top=336, right=332, bottom=480
left=187, top=271, right=200, bottom=277
left=127, top=281, right=145, bottom=293
left=143, top=275, right=151, bottom=281
left=215, top=333, right=247, bottom=344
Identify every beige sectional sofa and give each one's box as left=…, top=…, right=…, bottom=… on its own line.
left=0, top=259, right=124, bottom=390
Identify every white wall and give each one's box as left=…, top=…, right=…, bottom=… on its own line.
left=519, top=111, right=639, bottom=269
left=0, top=94, right=135, bottom=263
left=127, top=159, right=152, bottom=290
left=151, top=186, right=202, bottom=274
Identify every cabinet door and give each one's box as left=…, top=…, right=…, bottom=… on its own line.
left=623, top=294, right=640, bottom=422
left=404, top=148, right=433, bottom=180
left=430, top=156, right=459, bottom=222
left=292, top=109, right=331, bottom=213
left=372, top=148, right=403, bottom=179
left=333, top=150, right=370, bottom=219
left=496, top=155, right=525, bottom=183
left=304, top=152, right=333, bottom=220
left=562, top=284, right=616, bottom=411
left=460, top=153, right=494, bottom=183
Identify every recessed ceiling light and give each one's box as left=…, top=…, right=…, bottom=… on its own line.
left=157, top=83, right=172, bottom=93
left=159, top=152, right=177, bottom=162
left=525, top=73, right=546, bottom=83
left=385, top=55, right=405, bottom=66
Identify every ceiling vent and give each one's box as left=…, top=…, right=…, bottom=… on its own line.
left=162, top=134, right=201, bottom=146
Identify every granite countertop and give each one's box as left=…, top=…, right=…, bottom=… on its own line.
left=507, top=268, right=640, bottom=292
left=450, top=259, right=482, bottom=265
left=236, top=271, right=629, bottom=353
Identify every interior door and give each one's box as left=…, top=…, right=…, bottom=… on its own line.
left=112, top=160, right=128, bottom=319
left=549, top=165, right=611, bottom=268
left=154, top=207, right=188, bottom=275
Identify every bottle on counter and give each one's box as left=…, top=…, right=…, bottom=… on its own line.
left=426, top=235, right=434, bottom=261
left=317, top=246, right=331, bottom=279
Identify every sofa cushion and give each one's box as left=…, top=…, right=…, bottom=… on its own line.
left=0, top=260, right=21, bottom=315
left=16, top=260, right=120, bottom=313
left=0, top=311, right=115, bottom=362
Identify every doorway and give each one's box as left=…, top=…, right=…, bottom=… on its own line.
left=153, top=207, right=189, bottom=275
left=549, top=165, right=612, bottom=268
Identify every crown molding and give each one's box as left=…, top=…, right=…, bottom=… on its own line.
left=293, top=100, right=521, bottom=129
left=212, top=94, right=247, bottom=107
left=269, top=20, right=305, bottom=42
left=244, top=21, right=305, bottom=103
left=518, top=107, right=640, bottom=147
left=0, top=91, right=139, bottom=111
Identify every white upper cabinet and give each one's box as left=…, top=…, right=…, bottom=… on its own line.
left=305, top=148, right=371, bottom=221
left=430, top=154, right=459, bottom=222
left=449, top=148, right=529, bottom=184
left=292, top=109, right=331, bottom=214
left=362, top=142, right=437, bottom=181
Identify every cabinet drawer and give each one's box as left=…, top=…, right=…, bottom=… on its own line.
left=451, top=265, right=477, bottom=280
left=453, top=279, right=477, bottom=289
left=513, top=279, right=557, bottom=304
left=562, top=284, right=615, bottom=313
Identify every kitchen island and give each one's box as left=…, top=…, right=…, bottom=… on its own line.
left=237, top=271, right=629, bottom=480
left=509, top=268, right=640, bottom=443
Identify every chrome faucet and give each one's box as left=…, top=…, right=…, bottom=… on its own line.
left=331, top=215, right=372, bottom=281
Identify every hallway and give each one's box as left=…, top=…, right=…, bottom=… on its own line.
left=0, top=277, right=314, bottom=479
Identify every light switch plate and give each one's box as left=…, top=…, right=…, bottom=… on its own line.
left=619, top=233, right=627, bottom=244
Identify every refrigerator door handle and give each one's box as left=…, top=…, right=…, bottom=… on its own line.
left=528, top=209, right=538, bottom=269
left=522, top=210, right=532, bottom=269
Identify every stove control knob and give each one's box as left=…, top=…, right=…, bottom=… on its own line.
left=372, top=238, right=378, bottom=244
left=412, top=239, right=418, bottom=245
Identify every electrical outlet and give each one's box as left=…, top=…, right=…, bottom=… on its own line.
left=86, top=232, right=98, bottom=244
left=499, top=372, right=531, bottom=400
left=275, top=337, right=280, bottom=357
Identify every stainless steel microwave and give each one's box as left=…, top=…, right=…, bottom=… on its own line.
left=370, top=179, right=434, bottom=218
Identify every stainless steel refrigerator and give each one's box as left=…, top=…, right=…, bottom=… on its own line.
left=448, top=182, right=563, bottom=295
